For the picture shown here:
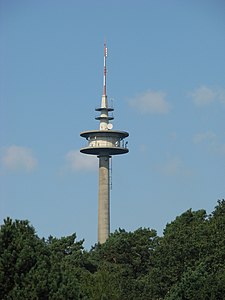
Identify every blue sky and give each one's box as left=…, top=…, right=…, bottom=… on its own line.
left=1, top=0, right=224, bottom=248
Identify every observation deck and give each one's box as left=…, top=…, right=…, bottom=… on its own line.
left=80, top=130, right=129, bottom=156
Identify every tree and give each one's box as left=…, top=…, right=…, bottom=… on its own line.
left=0, top=218, right=86, bottom=299
left=46, top=234, right=85, bottom=299
left=85, top=228, right=158, bottom=299
left=1, top=200, right=224, bottom=299
left=92, top=228, right=157, bottom=277
left=145, top=209, right=210, bottom=298
left=0, top=217, right=48, bottom=299
left=147, top=200, right=225, bottom=300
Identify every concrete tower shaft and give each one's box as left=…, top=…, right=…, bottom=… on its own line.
left=80, top=42, right=129, bottom=244
left=98, top=156, right=110, bottom=243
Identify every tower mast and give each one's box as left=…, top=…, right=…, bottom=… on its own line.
left=80, top=42, right=129, bottom=244
left=103, top=41, right=107, bottom=96
left=98, top=41, right=110, bottom=243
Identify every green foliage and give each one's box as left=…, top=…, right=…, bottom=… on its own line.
left=1, top=200, right=225, bottom=299
left=0, top=218, right=85, bottom=299
left=84, top=227, right=158, bottom=299
left=147, top=208, right=210, bottom=297
left=46, top=234, right=85, bottom=299
left=0, top=217, right=46, bottom=299
left=156, top=200, right=225, bottom=300
left=92, top=228, right=158, bottom=276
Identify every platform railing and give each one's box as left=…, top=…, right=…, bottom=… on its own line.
left=82, top=139, right=128, bottom=149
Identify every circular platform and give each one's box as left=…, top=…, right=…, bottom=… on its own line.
left=80, top=130, right=129, bottom=139
left=80, top=130, right=129, bottom=156
left=80, top=146, right=129, bottom=156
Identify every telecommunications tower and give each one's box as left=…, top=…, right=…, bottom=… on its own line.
left=80, top=42, right=129, bottom=244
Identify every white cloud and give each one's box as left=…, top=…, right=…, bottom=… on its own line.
left=193, top=131, right=217, bottom=144
left=190, top=85, right=225, bottom=107
left=155, top=157, right=192, bottom=177
left=217, top=88, right=225, bottom=105
left=65, top=150, right=97, bottom=172
left=220, top=144, right=225, bottom=155
left=193, top=131, right=225, bottom=156
left=1, top=145, right=37, bottom=172
left=129, top=90, right=170, bottom=114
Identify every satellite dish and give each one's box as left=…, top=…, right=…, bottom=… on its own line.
left=107, top=123, right=113, bottom=130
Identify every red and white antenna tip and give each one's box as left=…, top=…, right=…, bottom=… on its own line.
left=103, top=42, right=107, bottom=96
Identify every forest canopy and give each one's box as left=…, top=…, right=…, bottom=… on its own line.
left=0, top=200, right=225, bottom=300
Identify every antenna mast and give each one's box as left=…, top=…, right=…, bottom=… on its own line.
left=103, top=41, right=107, bottom=96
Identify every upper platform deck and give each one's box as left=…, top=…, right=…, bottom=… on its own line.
left=80, top=130, right=129, bottom=156
left=80, top=130, right=129, bottom=139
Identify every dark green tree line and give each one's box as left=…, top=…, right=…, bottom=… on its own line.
left=0, top=200, right=225, bottom=299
